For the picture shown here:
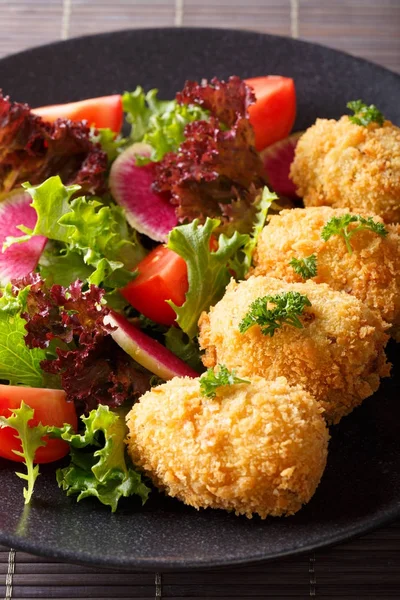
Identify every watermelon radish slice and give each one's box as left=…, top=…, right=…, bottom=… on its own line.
left=0, top=190, right=47, bottom=285
left=105, top=311, right=199, bottom=380
left=261, top=132, right=303, bottom=198
left=109, top=142, right=178, bottom=242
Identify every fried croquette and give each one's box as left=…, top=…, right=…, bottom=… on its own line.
left=290, top=116, right=400, bottom=223
left=251, top=206, right=400, bottom=337
left=126, top=375, right=329, bottom=518
left=198, top=277, right=390, bottom=424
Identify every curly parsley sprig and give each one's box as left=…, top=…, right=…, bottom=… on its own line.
left=239, top=291, right=312, bottom=337
left=347, top=100, right=385, bottom=127
left=321, top=214, right=388, bottom=254
left=289, top=254, right=317, bottom=280
left=200, top=365, right=250, bottom=399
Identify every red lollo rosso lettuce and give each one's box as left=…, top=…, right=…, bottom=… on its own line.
left=11, top=274, right=151, bottom=414
left=0, top=92, right=107, bottom=195
left=176, top=76, right=256, bottom=127
left=154, top=77, right=267, bottom=234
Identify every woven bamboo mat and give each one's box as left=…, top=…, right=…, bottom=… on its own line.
left=0, top=0, right=399, bottom=73
left=0, top=1, right=400, bottom=598
left=0, top=520, right=399, bottom=598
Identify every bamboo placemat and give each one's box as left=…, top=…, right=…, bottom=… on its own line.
left=0, top=1, right=400, bottom=598
left=1, top=520, right=400, bottom=598
left=0, top=520, right=399, bottom=598
left=0, top=0, right=399, bottom=73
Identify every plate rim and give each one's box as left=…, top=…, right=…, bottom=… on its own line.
left=1, top=25, right=399, bottom=81
left=0, top=26, right=399, bottom=570
left=0, top=502, right=399, bottom=571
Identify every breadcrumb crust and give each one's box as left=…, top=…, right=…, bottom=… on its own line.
left=290, top=116, right=400, bottom=224
left=126, top=375, right=329, bottom=518
left=198, top=277, right=390, bottom=424
left=251, top=206, right=400, bottom=338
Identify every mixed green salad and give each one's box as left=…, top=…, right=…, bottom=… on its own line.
left=0, top=75, right=297, bottom=510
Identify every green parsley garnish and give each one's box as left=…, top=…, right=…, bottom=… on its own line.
left=289, top=254, right=317, bottom=280
left=347, top=100, right=385, bottom=127
left=200, top=365, right=250, bottom=399
left=321, top=214, right=388, bottom=254
left=239, top=291, right=312, bottom=337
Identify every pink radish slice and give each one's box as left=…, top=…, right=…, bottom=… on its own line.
left=109, top=142, right=178, bottom=242
left=0, top=190, right=47, bottom=285
left=261, top=132, right=303, bottom=198
left=105, top=311, right=199, bottom=380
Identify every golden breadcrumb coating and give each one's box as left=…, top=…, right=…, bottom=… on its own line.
left=198, top=277, right=390, bottom=424
left=126, top=375, right=329, bottom=518
left=251, top=207, right=400, bottom=338
left=290, top=116, right=400, bottom=224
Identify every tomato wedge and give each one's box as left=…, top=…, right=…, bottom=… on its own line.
left=33, top=94, right=123, bottom=134
left=0, top=385, right=77, bottom=464
left=245, top=76, right=296, bottom=151
left=121, top=246, right=188, bottom=327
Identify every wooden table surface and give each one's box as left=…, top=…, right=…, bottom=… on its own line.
left=0, top=1, right=399, bottom=599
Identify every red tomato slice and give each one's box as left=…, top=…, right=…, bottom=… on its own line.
left=33, top=94, right=123, bottom=134
left=245, top=76, right=296, bottom=152
left=121, top=246, right=188, bottom=327
left=0, top=385, right=77, bottom=464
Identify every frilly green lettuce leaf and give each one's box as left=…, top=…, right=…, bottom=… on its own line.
left=0, top=284, right=47, bottom=387
left=91, top=128, right=126, bottom=163
left=229, top=186, right=277, bottom=279
left=0, top=401, right=47, bottom=503
left=167, top=218, right=249, bottom=338
left=38, top=247, right=94, bottom=287
left=50, top=405, right=150, bottom=512
left=122, top=87, right=208, bottom=163
left=123, top=87, right=165, bottom=143
left=4, top=176, right=146, bottom=290
left=17, top=178, right=79, bottom=243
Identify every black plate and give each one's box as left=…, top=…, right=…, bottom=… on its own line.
left=0, top=28, right=399, bottom=570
